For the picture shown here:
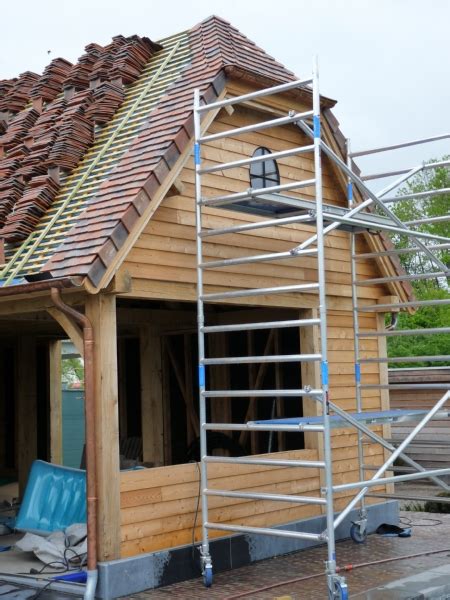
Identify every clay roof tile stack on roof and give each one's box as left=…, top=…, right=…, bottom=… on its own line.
left=85, top=82, right=125, bottom=125
left=0, top=72, right=40, bottom=113
left=30, top=58, right=73, bottom=102
left=64, top=45, right=104, bottom=89
left=109, top=36, right=159, bottom=84
left=0, top=34, right=157, bottom=245
left=2, top=174, right=60, bottom=242
left=0, top=16, right=408, bottom=299
left=0, top=108, right=40, bottom=150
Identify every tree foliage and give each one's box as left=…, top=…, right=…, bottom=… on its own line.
left=62, top=357, right=84, bottom=385
left=386, top=157, right=450, bottom=367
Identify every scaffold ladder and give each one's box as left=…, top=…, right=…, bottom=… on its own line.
left=193, top=58, right=450, bottom=599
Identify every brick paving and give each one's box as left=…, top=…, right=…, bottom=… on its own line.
left=125, top=512, right=450, bottom=599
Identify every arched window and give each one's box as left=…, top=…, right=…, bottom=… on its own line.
left=249, top=147, right=280, bottom=190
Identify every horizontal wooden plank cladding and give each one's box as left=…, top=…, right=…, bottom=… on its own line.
left=123, top=101, right=388, bottom=307
left=119, top=443, right=386, bottom=557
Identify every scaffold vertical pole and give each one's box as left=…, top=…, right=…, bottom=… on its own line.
left=347, top=139, right=368, bottom=543
left=194, top=88, right=213, bottom=588
left=312, top=56, right=347, bottom=599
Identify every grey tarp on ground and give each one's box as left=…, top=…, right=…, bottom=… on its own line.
left=15, top=524, right=86, bottom=568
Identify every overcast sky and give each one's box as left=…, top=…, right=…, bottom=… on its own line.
left=1, top=0, right=449, bottom=180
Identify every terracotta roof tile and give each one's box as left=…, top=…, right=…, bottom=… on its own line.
left=0, top=15, right=353, bottom=289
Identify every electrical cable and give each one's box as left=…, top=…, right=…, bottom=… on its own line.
left=223, top=546, right=450, bottom=599
left=31, top=579, right=53, bottom=599
left=400, top=515, right=442, bottom=527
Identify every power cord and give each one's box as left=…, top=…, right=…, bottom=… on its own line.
left=400, top=515, right=442, bottom=527
left=31, top=580, right=54, bottom=600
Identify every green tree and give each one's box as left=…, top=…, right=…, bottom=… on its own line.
left=62, top=357, right=84, bottom=385
left=386, top=156, right=450, bottom=366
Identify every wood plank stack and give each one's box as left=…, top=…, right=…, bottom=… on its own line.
left=2, top=175, right=60, bottom=242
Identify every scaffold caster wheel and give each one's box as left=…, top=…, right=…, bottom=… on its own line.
left=334, top=580, right=348, bottom=600
left=350, top=522, right=367, bottom=544
left=203, top=565, right=213, bottom=588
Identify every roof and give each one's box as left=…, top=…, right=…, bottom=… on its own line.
left=0, top=15, right=409, bottom=300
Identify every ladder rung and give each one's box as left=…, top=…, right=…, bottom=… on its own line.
left=198, top=145, right=314, bottom=175
left=332, top=467, right=450, bottom=492
left=383, top=187, right=450, bottom=204
left=198, top=110, right=314, bottom=143
left=350, top=134, right=450, bottom=158
left=359, top=355, right=450, bottom=364
left=357, top=298, right=450, bottom=312
left=203, top=388, right=323, bottom=398
left=358, top=327, right=450, bottom=337
left=366, top=492, right=450, bottom=504
left=360, top=383, right=450, bottom=390
left=205, top=488, right=326, bottom=505
left=196, top=78, right=313, bottom=114
left=204, top=456, right=325, bottom=468
left=201, top=283, right=319, bottom=301
left=405, top=214, right=450, bottom=226
left=355, top=271, right=448, bottom=286
left=200, top=179, right=316, bottom=208
left=202, top=318, right=320, bottom=334
left=200, top=213, right=315, bottom=238
left=202, top=353, right=321, bottom=365
left=353, top=243, right=450, bottom=260
left=205, top=522, right=323, bottom=541
left=204, top=422, right=324, bottom=432
left=199, top=247, right=318, bottom=269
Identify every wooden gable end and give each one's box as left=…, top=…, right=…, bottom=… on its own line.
left=122, top=86, right=389, bottom=309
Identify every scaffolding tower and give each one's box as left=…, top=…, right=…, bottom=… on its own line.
left=193, top=59, right=450, bottom=599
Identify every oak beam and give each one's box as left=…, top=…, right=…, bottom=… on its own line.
left=49, top=340, right=63, bottom=465
left=85, top=293, right=121, bottom=562
left=16, top=336, right=37, bottom=497
left=140, top=326, right=164, bottom=466
left=47, top=308, right=84, bottom=357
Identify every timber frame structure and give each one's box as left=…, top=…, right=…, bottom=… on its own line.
left=193, top=62, right=450, bottom=599
left=0, top=15, right=448, bottom=600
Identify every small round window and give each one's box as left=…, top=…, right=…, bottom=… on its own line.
left=249, top=147, right=280, bottom=190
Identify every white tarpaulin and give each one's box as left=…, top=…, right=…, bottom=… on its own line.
left=15, top=523, right=87, bottom=569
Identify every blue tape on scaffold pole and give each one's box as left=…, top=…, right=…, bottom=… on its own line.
left=321, top=361, right=329, bottom=385
left=313, top=115, right=321, bottom=138
left=355, top=363, right=361, bottom=383
left=347, top=182, right=353, bottom=201
left=194, top=142, right=201, bottom=165
left=198, top=365, right=205, bottom=387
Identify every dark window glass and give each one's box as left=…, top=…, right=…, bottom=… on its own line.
left=249, top=147, right=280, bottom=189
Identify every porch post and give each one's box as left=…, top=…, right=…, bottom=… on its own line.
left=49, top=340, right=63, bottom=465
left=85, top=293, right=121, bottom=561
left=16, top=336, right=38, bottom=497
left=140, top=325, right=164, bottom=466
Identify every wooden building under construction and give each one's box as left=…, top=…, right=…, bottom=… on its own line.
left=0, top=15, right=408, bottom=596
